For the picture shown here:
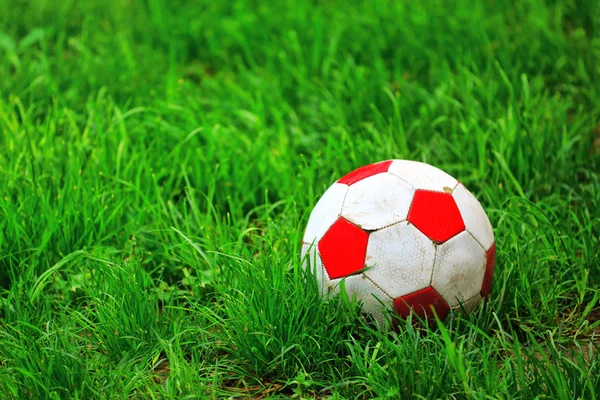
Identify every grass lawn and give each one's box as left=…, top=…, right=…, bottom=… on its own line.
left=1, top=0, right=599, bottom=398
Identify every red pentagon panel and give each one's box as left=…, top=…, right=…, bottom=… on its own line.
left=407, top=190, right=465, bottom=243
left=318, top=218, right=369, bottom=279
left=481, top=242, right=497, bottom=298
left=337, top=160, right=393, bottom=186
left=393, top=286, right=450, bottom=321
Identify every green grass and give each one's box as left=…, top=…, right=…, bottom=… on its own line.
left=1, top=0, right=599, bottom=398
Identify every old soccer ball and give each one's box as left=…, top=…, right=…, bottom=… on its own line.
left=301, top=160, right=496, bottom=326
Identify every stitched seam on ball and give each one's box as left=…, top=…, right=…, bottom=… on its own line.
left=338, top=183, right=350, bottom=218
left=429, top=245, right=438, bottom=287
left=384, top=172, right=415, bottom=224
left=406, top=191, right=417, bottom=222
left=385, top=170, right=415, bottom=189
left=452, top=190, right=468, bottom=242
left=317, top=215, right=354, bottom=245
left=373, top=218, right=408, bottom=232
left=444, top=229, right=464, bottom=243
left=315, top=248, right=332, bottom=281
left=362, top=274, right=394, bottom=301
left=405, top=187, right=454, bottom=194
left=385, top=170, right=416, bottom=191
left=466, top=229, right=487, bottom=253
left=317, top=184, right=350, bottom=246
left=454, top=184, right=494, bottom=251
left=451, top=292, right=482, bottom=310
left=465, top=291, right=482, bottom=302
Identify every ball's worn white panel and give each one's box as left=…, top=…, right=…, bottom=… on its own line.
left=388, top=160, right=458, bottom=192
left=330, top=274, right=393, bottom=327
left=303, top=183, right=348, bottom=245
left=431, top=231, right=487, bottom=307
left=301, top=243, right=332, bottom=296
left=341, top=172, right=414, bottom=230
left=452, top=184, right=494, bottom=250
left=451, top=294, right=482, bottom=315
left=364, top=222, right=435, bottom=299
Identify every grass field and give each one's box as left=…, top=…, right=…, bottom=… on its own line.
left=1, top=0, right=599, bottom=398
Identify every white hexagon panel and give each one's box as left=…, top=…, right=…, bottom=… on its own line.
left=387, top=160, right=458, bottom=192
left=364, top=222, right=435, bottom=299
left=341, top=173, right=414, bottom=230
left=431, top=231, right=487, bottom=307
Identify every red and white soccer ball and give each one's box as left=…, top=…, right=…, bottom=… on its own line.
left=301, top=160, right=496, bottom=326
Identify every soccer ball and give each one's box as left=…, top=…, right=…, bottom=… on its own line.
left=301, top=160, right=496, bottom=326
